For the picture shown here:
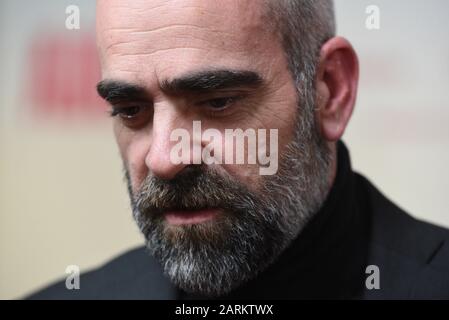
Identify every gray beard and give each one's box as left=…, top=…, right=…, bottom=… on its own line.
left=125, top=95, right=331, bottom=297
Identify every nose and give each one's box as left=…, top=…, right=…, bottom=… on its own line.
left=145, top=107, right=196, bottom=181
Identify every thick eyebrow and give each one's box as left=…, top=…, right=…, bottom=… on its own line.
left=160, top=69, right=264, bottom=94
left=96, top=80, right=148, bottom=102
left=96, top=70, right=264, bottom=102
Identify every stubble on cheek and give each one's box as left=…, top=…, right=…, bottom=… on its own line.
left=113, top=123, right=149, bottom=195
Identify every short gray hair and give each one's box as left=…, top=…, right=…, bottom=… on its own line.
left=266, top=0, right=335, bottom=84
left=265, top=0, right=335, bottom=137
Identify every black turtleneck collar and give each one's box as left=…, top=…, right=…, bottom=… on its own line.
left=179, top=141, right=371, bottom=299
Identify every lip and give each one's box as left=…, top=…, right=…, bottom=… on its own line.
left=164, top=208, right=220, bottom=225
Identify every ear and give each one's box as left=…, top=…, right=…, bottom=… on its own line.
left=315, top=37, right=359, bottom=142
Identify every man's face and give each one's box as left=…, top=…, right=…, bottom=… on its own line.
left=97, top=0, right=298, bottom=189
left=96, top=0, right=330, bottom=296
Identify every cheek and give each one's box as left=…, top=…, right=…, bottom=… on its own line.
left=204, top=103, right=297, bottom=192
left=222, top=163, right=263, bottom=191
left=263, top=102, right=298, bottom=162
left=114, top=123, right=151, bottom=193
left=206, top=133, right=274, bottom=192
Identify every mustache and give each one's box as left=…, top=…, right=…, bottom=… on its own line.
left=131, top=165, right=255, bottom=217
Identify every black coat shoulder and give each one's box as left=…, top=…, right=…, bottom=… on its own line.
left=356, top=173, right=449, bottom=299
left=26, top=246, right=176, bottom=300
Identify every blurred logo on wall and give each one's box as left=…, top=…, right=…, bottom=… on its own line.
left=26, top=32, right=106, bottom=121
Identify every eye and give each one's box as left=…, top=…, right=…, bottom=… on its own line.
left=110, top=106, right=142, bottom=119
left=203, top=97, right=237, bottom=110
left=110, top=104, right=153, bottom=128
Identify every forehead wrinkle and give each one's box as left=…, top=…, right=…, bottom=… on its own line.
left=98, top=0, right=269, bottom=50
left=99, top=0, right=263, bottom=25
left=101, top=25, right=240, bottom=60
left=102, top=24, right=236, bottom=56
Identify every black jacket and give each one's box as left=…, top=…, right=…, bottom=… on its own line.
left=27, top=142, right=449, bottom=299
